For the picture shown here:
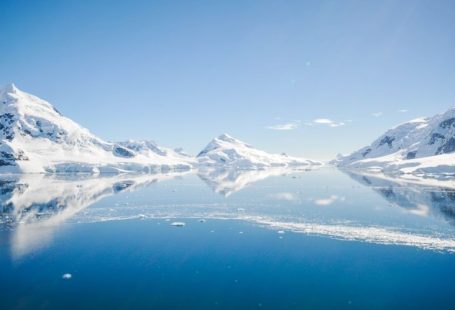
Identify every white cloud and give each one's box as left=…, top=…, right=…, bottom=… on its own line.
left=270, top=192, right=298, bottom=201
left=268, top=121, right=300, bottom=131
left=406, top=204, right=429, bottom=217
left=397, top=109, right=408, bottom=113
left=372, top=112, right=383, bottom=117
left=313, top=195, right=345, bottom=206
left=312, top=118, right=345, bottom=128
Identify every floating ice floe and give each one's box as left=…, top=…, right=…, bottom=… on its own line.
left=62, top=273, right=72, bottom=280
left=171, top=221, right=186, bottom=227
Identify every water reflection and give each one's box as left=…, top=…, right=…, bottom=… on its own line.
left=197, top=167, right=299, bottom=196
left=0, top=172, right=189, bottom=258
left=2, top=168, right=455, bottom=258
left=346, top=171, right=455, bottom=224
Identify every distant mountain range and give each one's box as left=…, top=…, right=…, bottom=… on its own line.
left=0, top=84, right=319, bottom=173
left=3, top=83, right=455, bottom=176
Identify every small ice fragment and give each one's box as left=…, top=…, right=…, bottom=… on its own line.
left=239, top=231, right=244, bottom=234
left=199, top=219, right=206, bottom=223
left=138, top=214, right=146, bottom=219
left=277, top=230, right=285, bottom=234
left=165, top=219, right=171, bottom=222
left=237, top=208, right=245, bottom=212
left=62, top=273, right=72, bottom=280
left=171, top=221, right=186, bottom=227
left=108, top=208, right=114, bottom=212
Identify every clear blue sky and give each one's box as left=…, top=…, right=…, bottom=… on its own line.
left=1, top=0, right=455, bottom=159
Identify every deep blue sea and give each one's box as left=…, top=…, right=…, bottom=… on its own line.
left=1, top=168, right=455, bottom=309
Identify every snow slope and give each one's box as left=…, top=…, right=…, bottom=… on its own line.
left=0, top=84, right=193, bottom=173
left=197, top=134, right=321, bottom=169
left=334, top=107, right=455, bottom=175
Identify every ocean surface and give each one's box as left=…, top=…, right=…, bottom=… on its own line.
left=1, top=167, right=455, bottom=309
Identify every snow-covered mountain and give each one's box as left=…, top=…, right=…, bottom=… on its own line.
left=334, top=107, right=455, bottom=175
left=0, top=84, right=193, bottom=173
left=197, top=134, right=321, bottom=169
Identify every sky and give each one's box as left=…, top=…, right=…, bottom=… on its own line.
left=1, top=0, right=455, bottom=160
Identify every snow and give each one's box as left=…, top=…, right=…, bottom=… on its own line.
left=4, top=83, right=453, bottom=177
left=0, top=84, right=193, bottom=174
left=334, top=107, right=455, bottom=176
left=197, top=134, right=321, bottom=169
left=0, top=84, right=322, bottom=174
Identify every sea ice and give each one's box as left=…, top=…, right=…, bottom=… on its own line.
left=62, top=273, right=72, bottom=280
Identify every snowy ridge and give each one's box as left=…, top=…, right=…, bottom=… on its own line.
left=0, top=84, right=193, bottom=173
left=197, top=134, right=321, bottom=169
left=0, top=85, right=320, bottom=174
left=334, top=107, right=455, bottom=175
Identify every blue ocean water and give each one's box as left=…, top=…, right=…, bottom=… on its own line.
left=1, top=168, right=455, bottom=309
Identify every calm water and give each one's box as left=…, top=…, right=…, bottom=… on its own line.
left=1, top=168, right=455, bottom=309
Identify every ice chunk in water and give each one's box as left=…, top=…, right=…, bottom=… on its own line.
left=171, top=221, right=186, bottom=227
left=62, top=273, right=72, bottom=280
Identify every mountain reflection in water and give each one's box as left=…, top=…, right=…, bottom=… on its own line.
left=2, top=168, right=455, bottom=258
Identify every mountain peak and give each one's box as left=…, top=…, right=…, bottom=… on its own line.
left=334, top=106, right=455, bottom=172
left=198, top=134, right=320, bottom=168
left=0, top=85, right=194, bottom=173
left=217, top=133, right=237, bottom=142
left=1, top=83, right=19, bottom=95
